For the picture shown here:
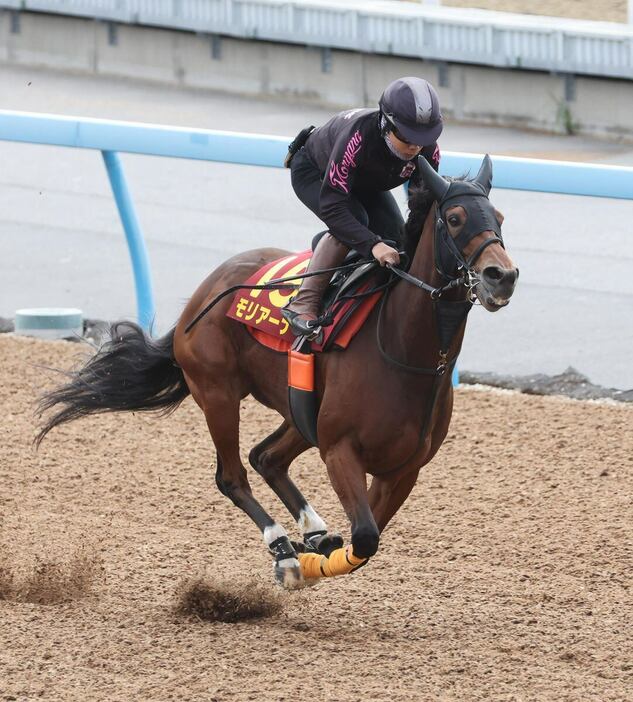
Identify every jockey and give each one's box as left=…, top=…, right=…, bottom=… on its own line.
left=281, top=76, right=443, bottom=339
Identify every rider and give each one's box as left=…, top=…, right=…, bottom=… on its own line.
left=281, top=76, right=443, bottom=339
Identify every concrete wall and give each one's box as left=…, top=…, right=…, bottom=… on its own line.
left=1, top=9, right=632, bottom=141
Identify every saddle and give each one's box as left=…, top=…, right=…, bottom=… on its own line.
left=226, top=250, right=384, bottom=354
left=227, top=250, right=387, bottom=447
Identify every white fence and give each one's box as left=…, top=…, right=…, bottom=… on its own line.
left=1, top=0, right=632, bottom=80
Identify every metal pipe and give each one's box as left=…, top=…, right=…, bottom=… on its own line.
left=2, top=111, right=632, bottom=200
left=101, top=150, right=155, bottom=331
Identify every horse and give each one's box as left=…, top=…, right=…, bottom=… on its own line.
left=37, top=155, right=518, bottom=589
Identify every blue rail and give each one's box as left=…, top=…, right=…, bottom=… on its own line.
left=101, top=151, right=154, bottom=331
left=2, top=108, right=633, bottom=332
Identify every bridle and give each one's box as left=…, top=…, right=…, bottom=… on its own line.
left=387, top=178, right=505, bottom=298
left=378, top=186, right=505, bottom=376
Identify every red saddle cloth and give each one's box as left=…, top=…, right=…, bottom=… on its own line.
left=226, top=250, right=381, bottom=352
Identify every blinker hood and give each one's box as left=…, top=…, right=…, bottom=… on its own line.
left=439, top=181, right=502, bottom=246
left=433, top=188, right=502, bottom=281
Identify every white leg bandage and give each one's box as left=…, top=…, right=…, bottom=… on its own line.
left=297, top=505, right=327, bottom=535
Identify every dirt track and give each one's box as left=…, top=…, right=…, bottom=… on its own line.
left=430, top=1, right=626, bottom=23
left=1, top=334, right=631, bottom=701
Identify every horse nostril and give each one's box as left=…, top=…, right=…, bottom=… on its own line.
left=483, top=266, right=517, bottom=287
left=483, top=266, right=503, bottom=282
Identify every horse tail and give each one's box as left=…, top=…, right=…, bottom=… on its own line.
left=36, top=321, right=190, bottom=446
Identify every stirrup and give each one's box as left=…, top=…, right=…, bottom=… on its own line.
left=282, top=309, right=323, bottom=343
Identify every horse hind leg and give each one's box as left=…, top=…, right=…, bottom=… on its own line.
left=249, top=421, right=343, bottom=557
left=200, top=389, right=304, bottom=589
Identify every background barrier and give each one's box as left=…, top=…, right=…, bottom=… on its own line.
left=2, top=107, right=632, bottom=384
left=2, top=0, right=632, bottom=81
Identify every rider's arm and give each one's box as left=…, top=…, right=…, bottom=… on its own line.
left=318, top=130, right=382, bottom=258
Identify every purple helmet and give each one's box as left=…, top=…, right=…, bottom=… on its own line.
left=379, top=77, right=443, bottom=146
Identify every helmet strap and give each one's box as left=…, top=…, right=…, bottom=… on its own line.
left=379, top=112, right=389, bottom=137
left=381, top=118, right=411, bottom=161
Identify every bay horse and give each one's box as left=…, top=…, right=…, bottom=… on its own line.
left=37, top=155, right=518, bottom=589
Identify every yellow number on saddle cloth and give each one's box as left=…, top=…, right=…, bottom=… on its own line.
left=248, top=254, right=297, bottom=299
left=268, top=259, right=310, bottom=309
left=248, top=255, right=309, bottom=309
left=226, top=251, right=312, bottom=342
left=226, top=250, right=381, bottom=354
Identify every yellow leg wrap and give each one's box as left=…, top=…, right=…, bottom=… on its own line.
left=298, top=546, right=366, bottom=580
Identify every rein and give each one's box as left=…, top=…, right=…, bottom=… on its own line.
left=184, top=258, right=370, bottom=334
left=387, top=264, right=467, bottom=300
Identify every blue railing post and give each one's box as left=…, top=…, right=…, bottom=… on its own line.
left=101, top=150, right=155, bottom=331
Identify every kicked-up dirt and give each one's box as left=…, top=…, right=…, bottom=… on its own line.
left=1, top=334, right=631, bottom=701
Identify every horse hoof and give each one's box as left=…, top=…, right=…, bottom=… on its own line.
left=304, top=531, right=344, bottom=557
left=273, top=558, right=306, bottom=590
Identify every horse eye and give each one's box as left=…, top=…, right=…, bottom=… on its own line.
left=448, top=215, right=461, bottom=226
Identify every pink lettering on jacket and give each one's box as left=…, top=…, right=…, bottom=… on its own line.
left=328, top=131, right=363, bottom=194
left=400, top=162, right=415, bottom=178
left=432, top=144, right=441, bottom=166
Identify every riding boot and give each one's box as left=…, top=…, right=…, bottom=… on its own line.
left=282, top=233, right=349, bottom=338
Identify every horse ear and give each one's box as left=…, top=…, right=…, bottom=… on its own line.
left=417, top=154, right=450, bottom=201
left=474, top=154, right=493, bottom=195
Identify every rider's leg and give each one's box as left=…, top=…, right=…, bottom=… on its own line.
left=280, top=232, right=349, bottom=336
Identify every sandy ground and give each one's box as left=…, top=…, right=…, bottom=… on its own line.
left=422, top=1, right=627, bottom=23
left=1, top=334, right=632, bottom=702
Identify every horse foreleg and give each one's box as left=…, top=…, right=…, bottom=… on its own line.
left=249, top=421, right=343, bottom=556
left=367, top=468, right=421, bottom=532
left=298, top=441, right=378, bottom=580
left=200, top=389, right=304, bottom=589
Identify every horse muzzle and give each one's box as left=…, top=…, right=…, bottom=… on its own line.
left=476, top=265, right=519, bottom=311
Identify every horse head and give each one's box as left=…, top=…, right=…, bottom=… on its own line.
left=417, top=155, right=518, bottom=311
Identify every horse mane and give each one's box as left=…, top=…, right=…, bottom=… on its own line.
left=404, top=184, right=434, bottom=257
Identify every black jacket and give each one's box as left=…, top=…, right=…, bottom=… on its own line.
left=303, top=108, right=440, bottom=255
